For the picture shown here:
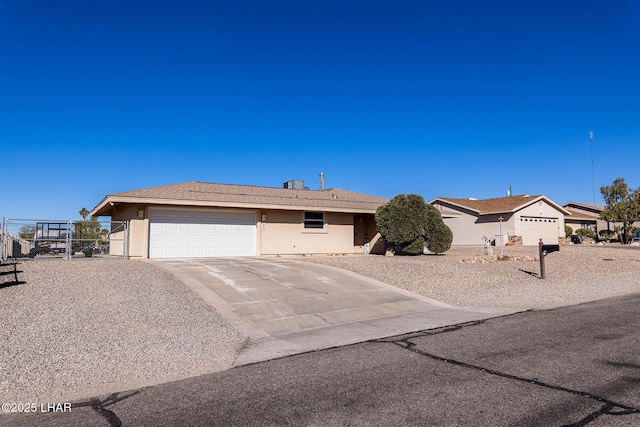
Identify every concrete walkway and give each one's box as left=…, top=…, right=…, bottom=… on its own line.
left=155, top=257, right=519, bottom=366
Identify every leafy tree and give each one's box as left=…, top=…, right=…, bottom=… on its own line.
left=600, top=178, right=640, bottom=244
left=75, top=209, right=107, bottom=245
left=75, top=218, right=102, bottom=240
left=375, top=194, right=452, bottom=255
left=18, top=225, right=35, bottom=239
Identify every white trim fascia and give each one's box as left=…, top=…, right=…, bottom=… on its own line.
left=429, top=198, right=482, bottom=214
left=91, top=195, right=380, bottom=216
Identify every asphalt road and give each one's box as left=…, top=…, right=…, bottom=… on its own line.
left=3, top=293, right=640, bottom=427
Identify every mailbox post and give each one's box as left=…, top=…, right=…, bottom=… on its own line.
left=538, top=239, right=560, bottom=279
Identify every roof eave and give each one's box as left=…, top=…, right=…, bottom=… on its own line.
left=91, top=195, right=381, bottom=215
left=89, top=196, right=115, bottom=217
left=429, top=198, right=482, bottom=214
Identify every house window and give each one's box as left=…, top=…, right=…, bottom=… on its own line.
left=304, top=212, right=324, bottom=229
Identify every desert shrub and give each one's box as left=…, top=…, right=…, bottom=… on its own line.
left=375, top=194, right=428, bottom=249
left=575, top=228, right=595, bottom=241
left=401, top=236, right=426, bottom=255
left=375, top=194, right=452, bottom=255
left=427, top=222, right=453, bottom=254
left=599, top=229, right=615, bottom=242
left=564, top=225, right=573, bottom=237
left=425, top=204, right=442, bottom=233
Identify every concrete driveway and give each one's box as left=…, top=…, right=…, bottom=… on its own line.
left=155, top=257, right=518, bottom=365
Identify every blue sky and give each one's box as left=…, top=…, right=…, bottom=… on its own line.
left=1, top=0, right=639, bottom=220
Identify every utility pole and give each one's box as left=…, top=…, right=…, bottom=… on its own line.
left=590, top=131, right=595, bottom=204
left=320, top=172, right=325, bottom=191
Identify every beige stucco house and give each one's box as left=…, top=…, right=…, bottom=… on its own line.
left=562, top=202, right=607, bottom=236
left=430, top=195, right=570, bottom=246
left=90, top=181, right=388, bottom=258
left=563, top=201, right=640, bottom=241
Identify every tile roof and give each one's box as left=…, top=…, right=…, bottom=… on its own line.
left=92, top=181, right=389, bottom=215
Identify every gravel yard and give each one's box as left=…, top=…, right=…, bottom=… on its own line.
left=2, top=245, right=639, bottom=405
left=0, top=257, right=246, bottom=404
left=301, top=245, right=640, bottom=310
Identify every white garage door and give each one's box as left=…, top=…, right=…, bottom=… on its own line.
left=520, top=217, right=559, bottom=246
left=149, top=208, right=256, bottom=258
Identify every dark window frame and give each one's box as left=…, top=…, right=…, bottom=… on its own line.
left=304, top=211, right=325, bottom=229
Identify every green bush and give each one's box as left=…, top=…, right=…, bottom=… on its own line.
left=376, top=194, right=428, bottom=250
left=575, top=228, right=595, bottom=241
left=564, top=225, right=573, bottom=238
left=427, top=222, right=453, bottom=254
left=599, top=229, right=615, bottom=241
left=401, top=236, right=426, bottom=255
left=375, top=194, right=452, bottom=255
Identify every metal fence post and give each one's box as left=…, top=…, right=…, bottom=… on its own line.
left=65, top=220, right=72, bottom=260
left=124, top=221, right=130, bottom=259
left=0, top=217, right=6, bottom=261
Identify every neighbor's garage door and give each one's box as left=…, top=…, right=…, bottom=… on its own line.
left=149, top=208, right=256, bottom=258
left=520, top=217, right=559, bottom=246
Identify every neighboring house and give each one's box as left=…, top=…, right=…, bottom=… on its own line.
left=430, top=195, right=570, bottom=246
left=563, top=201, right=640, bottom=241
left=562, top=202, right=607, bottom=236
left=90, top=181, right=388, bottom=258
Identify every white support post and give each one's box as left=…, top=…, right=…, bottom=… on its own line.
left=65, top=220, right=72, bottom=260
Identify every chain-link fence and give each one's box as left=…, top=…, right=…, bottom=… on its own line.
left=0, top=218, right=129, bottom=261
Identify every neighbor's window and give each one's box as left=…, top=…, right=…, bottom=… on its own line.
left=304, top=212, right=324, bottom=229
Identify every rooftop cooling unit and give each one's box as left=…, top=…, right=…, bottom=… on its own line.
left=283, top=180, right=305, bottom=190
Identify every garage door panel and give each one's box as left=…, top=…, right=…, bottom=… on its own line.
left=149, top=208, right=256, bottom=258
left=521, top=217, right=559, bottom=246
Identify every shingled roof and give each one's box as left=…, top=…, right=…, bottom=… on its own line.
left=91, top=181, right=389, bottom=216
left=563, top=207, right=598, bottom=221
left=430, top=195, right=570, bottom=215
left=562, top=202, right=604, bottom=221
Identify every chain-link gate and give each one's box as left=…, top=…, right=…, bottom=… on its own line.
left=0, top=218, right=129, bottom=261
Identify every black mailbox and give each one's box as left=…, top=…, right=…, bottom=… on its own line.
left=538, top=243, right=559, bottom=279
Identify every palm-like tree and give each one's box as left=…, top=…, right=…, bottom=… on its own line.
left=79, top=208, right=89, bottom=220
